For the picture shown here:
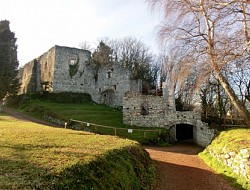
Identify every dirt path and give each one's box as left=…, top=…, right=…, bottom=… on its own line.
left=3, top=107, right=60, bottom=128
left=145, top=141, right=235, bottom=190
left=2, top=107, right=234, bottom=190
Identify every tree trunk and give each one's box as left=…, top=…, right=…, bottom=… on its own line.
left=212, top=63, right=250, bottom=126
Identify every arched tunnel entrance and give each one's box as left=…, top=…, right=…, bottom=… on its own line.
left=176, top=124, right=194, bottom=142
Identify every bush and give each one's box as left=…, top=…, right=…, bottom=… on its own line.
left=5, top=94, right=31, bottom=108
left=5, top=92, right=92, bottom=107
left=41, top=92, right=91, bottom=103
left=25, top=104, right=65, bottom=125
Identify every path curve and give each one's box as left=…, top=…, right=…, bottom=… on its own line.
left=145, top=142, right=234, bottom=190
left=3, top=107, right=60, bottom=128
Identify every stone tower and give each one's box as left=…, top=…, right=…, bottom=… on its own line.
left=162, top=82, right=175, bottom=112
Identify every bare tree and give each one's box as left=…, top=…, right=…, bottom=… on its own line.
left=225, top=56, right=250, bottom=106
left=102, top=37, right=156, bottom=92
left=79, top=41, right=93, bottom=52
left=148, top=0, right=250, bottom=126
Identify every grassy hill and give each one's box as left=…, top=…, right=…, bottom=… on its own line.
left=9, top=94, right=167, bottom=145
left=0, top=114, right=155, bottom=189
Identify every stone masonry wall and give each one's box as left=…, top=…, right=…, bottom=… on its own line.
left=193, top=121, right=216, bottom=147
left=52, top=45, right=91, bottom=93
left=123, top=92, right=216, bottom=147
left=123, top=93, right=167, bottom=127
left=19, top=61, right=36, bottom=94
left=207, top=147, right=250, bottom=180
left=19, top=45, right=141, bottom=107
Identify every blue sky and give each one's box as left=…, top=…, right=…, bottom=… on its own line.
left=1, top=0, right=161, bottom=66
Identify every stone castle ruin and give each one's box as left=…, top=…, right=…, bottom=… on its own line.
left=19, top=45, right=215, bottom=147
left=123, top=83, right=216, bottom=147
left=19, top=45, right=141, bottom=106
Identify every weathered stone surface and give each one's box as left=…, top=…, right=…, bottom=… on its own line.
left=123, top=92, right=216, bottom=147
left=207, top=146, right=250, bottom=180
left=19, top=45, right=141, bottom=106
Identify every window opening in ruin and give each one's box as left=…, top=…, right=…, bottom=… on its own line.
left=140, top=102, right=149, bottom=115
left=107, top=72, right=112, bottom=78
left=45, top=62, right=48, bottom=69
left=113, top=85, right=116, bottom=90
left=98, top=88, right=101, bottom=93
left=69, top=54, right=78, bottom=64
left=70, top=59, right=75, bottom=65
left=94, top=74, right=98, bottom=82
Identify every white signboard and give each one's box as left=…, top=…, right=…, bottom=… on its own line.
left=128, top=129, right=133, bottom=133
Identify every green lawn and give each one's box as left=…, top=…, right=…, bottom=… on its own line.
left=17, top=99, right=167, bottom=144
left=0, top=114, right=155, bottom=189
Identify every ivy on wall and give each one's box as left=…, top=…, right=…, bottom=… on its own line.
left=69, top=54, right=79, bottom=78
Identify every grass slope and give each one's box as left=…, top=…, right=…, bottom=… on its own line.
left=17, top=99, right=167, bottom=144
left=0, top=114, right=155, bottom=189
left=199, top=128, right=250, bottom=190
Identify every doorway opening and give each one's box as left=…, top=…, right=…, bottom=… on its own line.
left=176, top=124, right=193, bottom=141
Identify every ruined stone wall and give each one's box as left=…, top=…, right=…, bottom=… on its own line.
left=123, top=93, right=167, bottom=127
left=193, top=121, right=216, bottom=147
left=123, top=93, right=201, bottom=127
left=19, top=45, right=141, bottom=106
left=52, top=46, right=91, bottom=93
left=123, top=92, right=216, bottom=147
left=84, top=64, right=141, bottom=107
left=19, top=47, right=55, bottom=93
left=38, top=47, right=55, bottom=92
left=19, top=61, right=36, bottom=94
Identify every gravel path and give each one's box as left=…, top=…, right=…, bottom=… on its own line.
left=145, top=141, right=235, bottom=190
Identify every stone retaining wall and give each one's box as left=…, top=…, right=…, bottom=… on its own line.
left=207, top=147, right=250, bottom=180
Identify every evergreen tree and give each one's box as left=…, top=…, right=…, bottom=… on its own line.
left=91, top=41, right=113, bottom=81
left=92, top=41, right=113, bottom=67
left=0, top=20, right=20, bottom=111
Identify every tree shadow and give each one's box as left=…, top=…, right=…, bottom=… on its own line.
left=0, top=157, right=51, bottom=189
left=153, top=160, right=236, bottom=190
left=145, top=142, right=204, bottom=156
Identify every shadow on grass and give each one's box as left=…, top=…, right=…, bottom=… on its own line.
left=221, top=174, right=247, bottom=190
left=0, top=157, right=51, bottom=189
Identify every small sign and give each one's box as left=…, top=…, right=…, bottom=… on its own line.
left=128, top=129, right=133, bottom=133
left=87, top=123, right=90, bottom=127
